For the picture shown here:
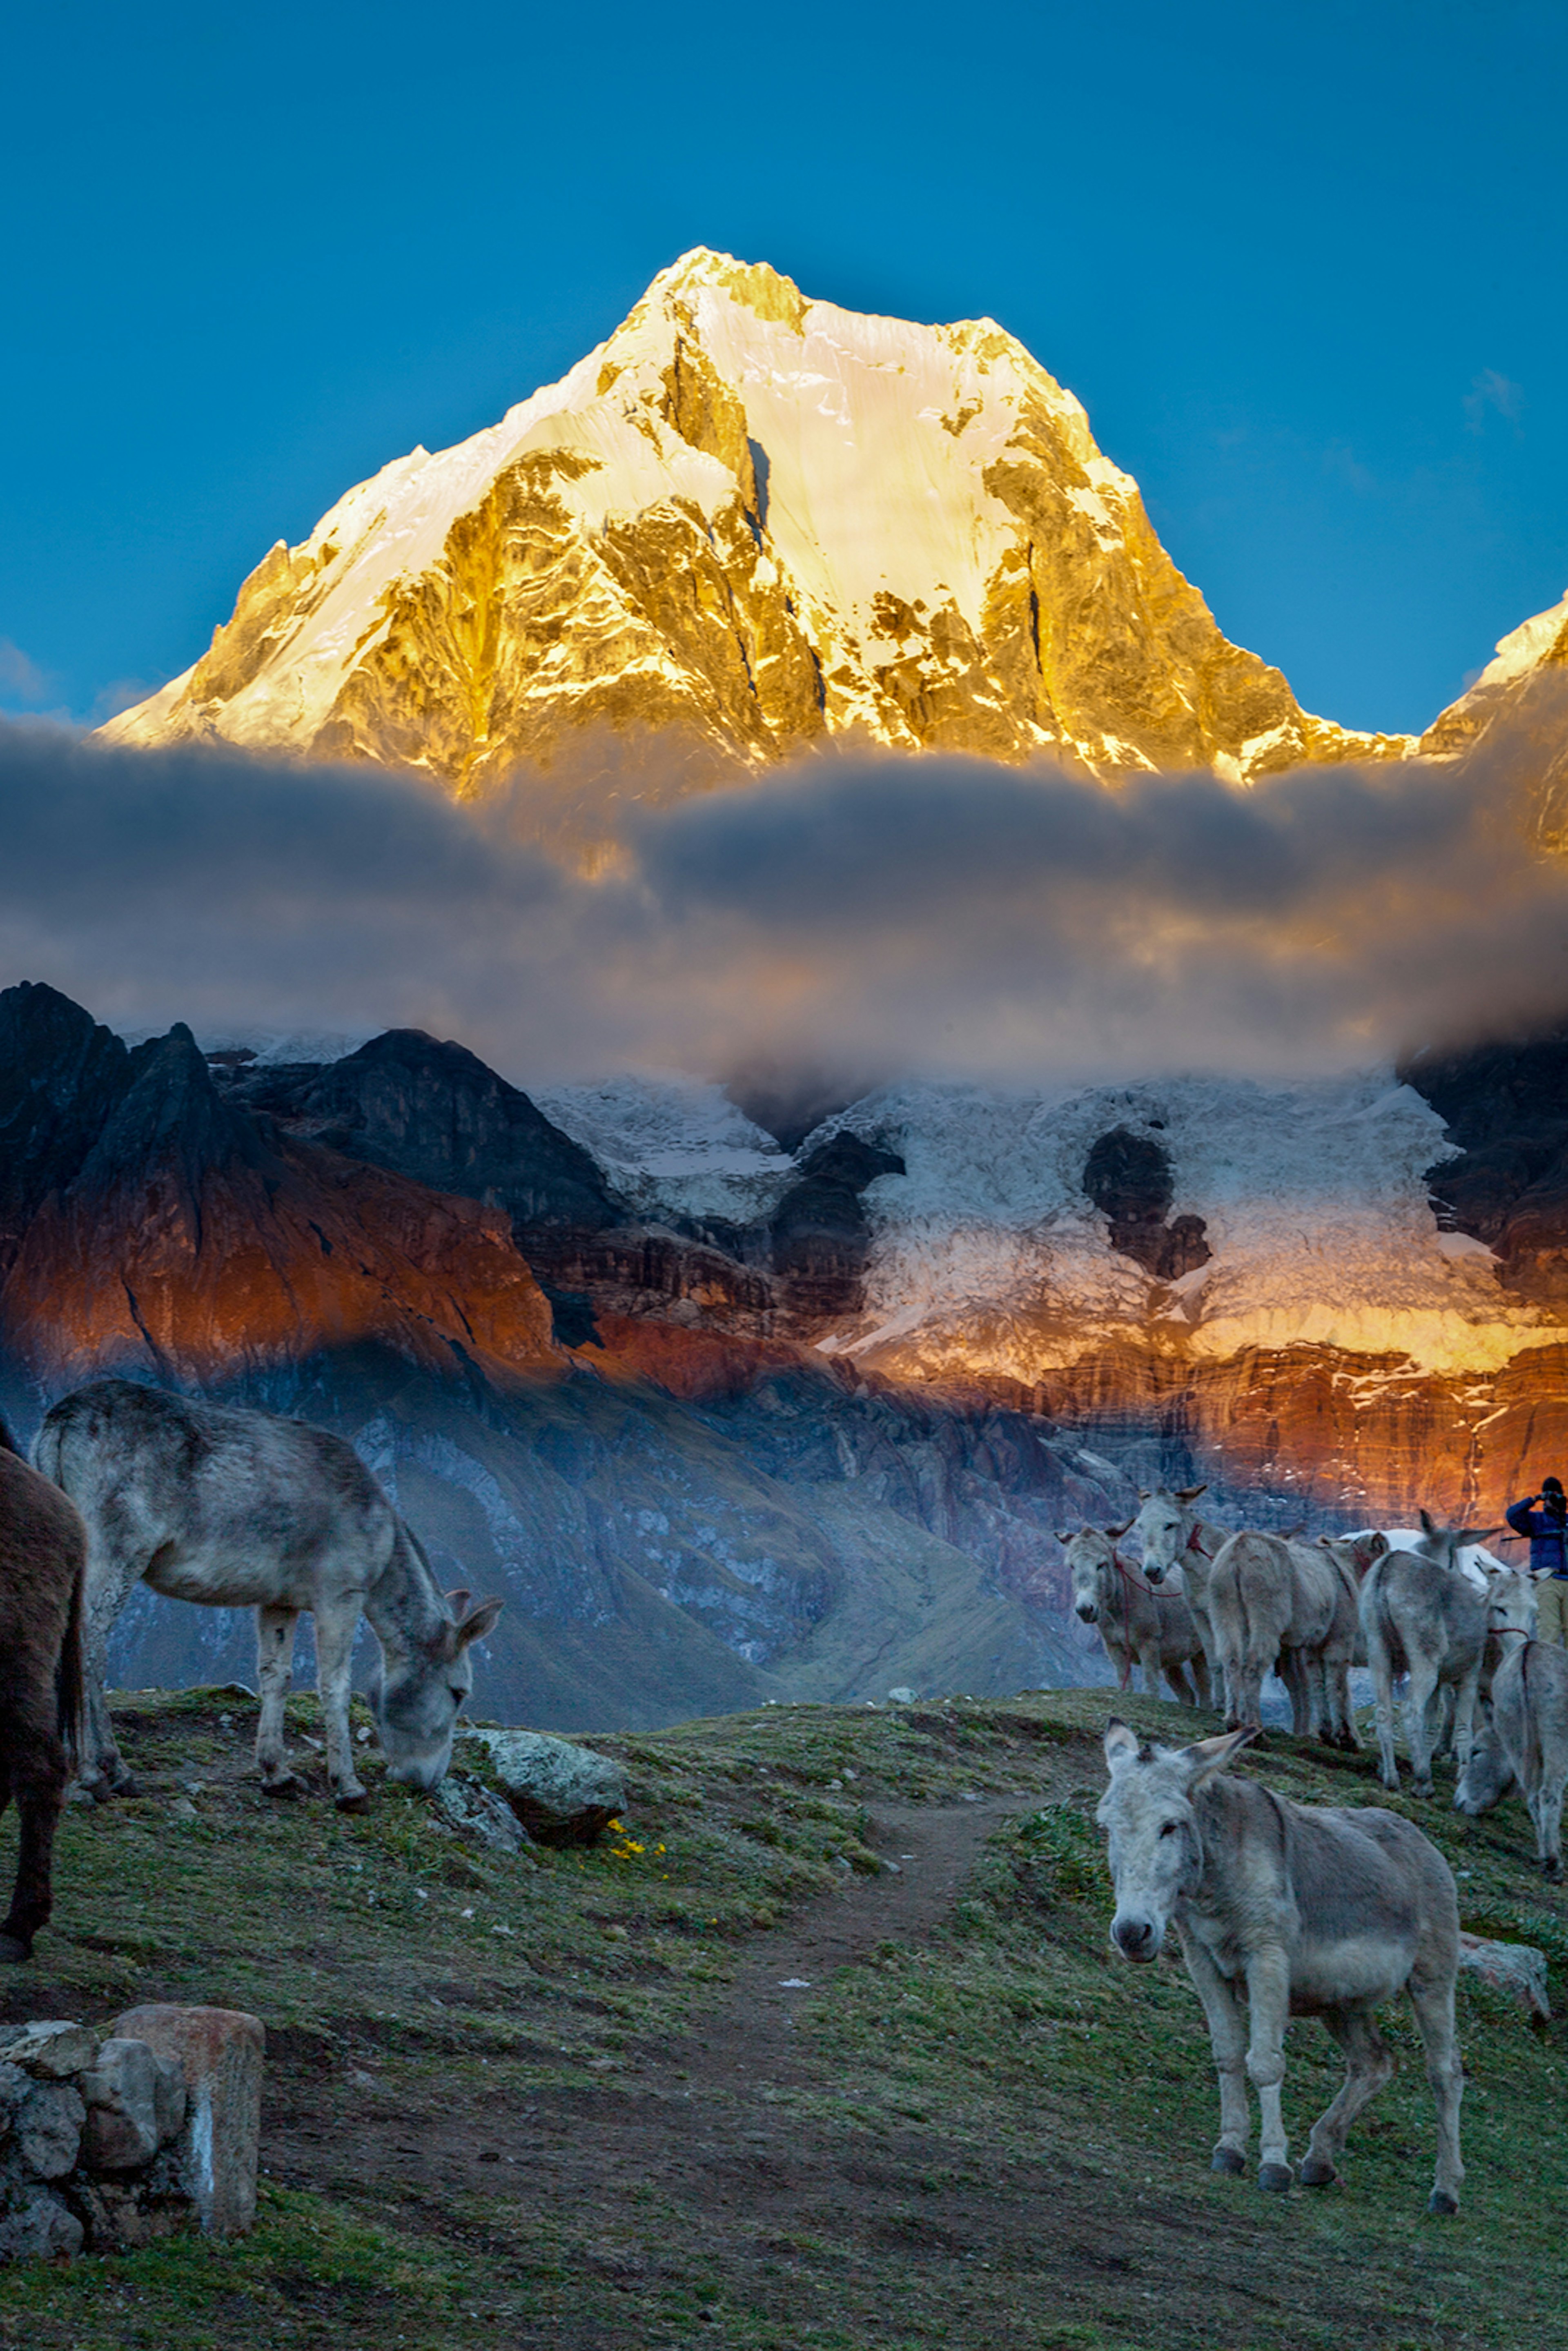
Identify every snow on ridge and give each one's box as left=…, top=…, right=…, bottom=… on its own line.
left=122, top=1022, right=374, bottom=1065
left=795, top=1069, right=1568, bottom=1378
left=534, top=1073, right=796, bottom=1226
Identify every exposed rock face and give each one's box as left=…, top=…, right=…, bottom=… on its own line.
left=1421, top=590, right=1568, bottom=848
left=220, top=1028, right=626, bottom=1233
left=0, top=987, right=559, bottom=1390
left=102, top=249, right=1408, bottom=824
left=1403, top=1030, right=1568, bottom=1306
left=1082, top=1126, right=1211, bottom=1283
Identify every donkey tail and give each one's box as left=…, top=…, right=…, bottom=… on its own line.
left=55, top=1559, right=86, bottom=1766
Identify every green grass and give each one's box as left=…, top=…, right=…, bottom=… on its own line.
left=0, top=1683, right=1564, bottom=2349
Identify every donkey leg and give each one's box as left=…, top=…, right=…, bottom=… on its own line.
left=79, top=1545, right=152, bottom=1797
left=1370, top=1652, right=1400, bottom=1791
left=1405, top=1667, right=1441, bottom=1797
left=1190, top=1650, right=1212, bottom=1708
left=1325, top=1657, right=1359, bottom=1750
left=0, top=1737, right=68, bottom=1962
left=1451, top=1668, right=1480, bottom=1777
left=1243, top=1946, right=1294, bottom=2190
left=1178, top=1931, right=1251, bottom=2173
left=313, top=1594, right=369, bottom=1811
left=1298, top=2008, right=1394, bottom=2186
left=1538, top=1778, right=1566, bottom=1879
left=1408, top=1971, right=1465, bottom=2214
left=1163, top=1661, right=1196, bottom=1706
left=255, top=1605, right=302, bottom=1792
left=1136, top=1640, right=1165, bottom=1697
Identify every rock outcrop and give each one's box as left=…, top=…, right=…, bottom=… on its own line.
left=101, top=249, right=1408, bottom=828
left=0, top=986, right=559, bottom=1389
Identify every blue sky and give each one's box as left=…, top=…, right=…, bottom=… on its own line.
left=4, top=0, right=1565, bottom=737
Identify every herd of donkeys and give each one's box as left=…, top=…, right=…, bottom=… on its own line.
left=0, top=1380, right=1561, bottom=2222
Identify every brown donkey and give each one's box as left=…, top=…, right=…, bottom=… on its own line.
left=0, top=1418, right=86, bottom=1961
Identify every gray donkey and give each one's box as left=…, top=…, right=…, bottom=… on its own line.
left=1129, top=1485, right=1229, bottom=1686
left=1355, top=1513, right=1529, bottom=1797
left=35, top=1381, right=503, bottom=1810
left=1099, top=1719, right=1465, bottom=2212
left=1061, top=1525, right=1210, bottom=1703
left=1203, top=1529, right=1360, bottom=1744
left=1453, top=1637, right=1568, bottom=1877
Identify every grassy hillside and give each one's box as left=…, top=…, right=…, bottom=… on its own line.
left=0, top=1684, right=1564, bottom=2350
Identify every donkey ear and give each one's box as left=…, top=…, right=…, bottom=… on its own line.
left=1103, top=1719, right=1141, bottom=1771
left=444, top=1587, right=474, bottom=1622
left=1179, top=1727, right=1254, bottom=1789
left=1138, top=1489, right=1151, bottom=1501
left=452, top=1596, right=504, bottom=1651
left=1368, top=1531, right=1389, bottom=1558
left=1419, top=1508, right=1439, bottom=1536
left=1176, top=1483, right=1209, bottom=1503
left=1457, top=1526, right=1503, bottom=1547
left=1056, top=1529, right=1073, bottom=1545
left=1104, top=1519, right=1133, bottom=1539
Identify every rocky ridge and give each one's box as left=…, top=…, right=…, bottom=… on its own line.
left=0, top=985, right=1114, bottom=1726
left=102, top=249, right=1409, bottom=826
left=10, top=978, right=1568, bottom=1728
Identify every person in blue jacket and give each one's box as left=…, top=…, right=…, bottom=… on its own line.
left=1506, top=1475, right=1568, bottom=1646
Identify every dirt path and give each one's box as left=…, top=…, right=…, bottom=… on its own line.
left=264, top=1794, right=1292, bottom=2346
left=268, top=1794, right=1027, bottom=2191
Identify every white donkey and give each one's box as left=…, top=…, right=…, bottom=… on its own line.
left=34, top=1380, right=503, bottom=1810
left=1099, top=1720, right=1465, bottom=2213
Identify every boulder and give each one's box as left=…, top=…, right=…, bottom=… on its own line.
left=0, top=2063, right=27, bottom=2135
left=0, top=2188, right=83, bottom=2261
left=15, top=2082, right=85, bottom=2180
left=1458, top=1932, right=1552, bottom=2019
left=81, top=2037, right=186, bottom=2173
left=0, top=2022, right=98, bottom=2079
left=113, top=2005, right=264, bottom=2235
left=464, top=1729, right=626, bottom=1846
left=434, top=1772, right=533, bottom=1857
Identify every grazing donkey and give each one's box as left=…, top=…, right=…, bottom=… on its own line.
left=1357, top=1512, right=1528, bottom=1797
left=1205, top=1530, right=1360, bottom=1745
left=35, top=1382, right=503, bottom=1811
left=1453, top=1638, right=1568, bottom=1878
left=1098, top=1719, right=1466, bottom=2212
left=1061, top=1525, right=1210, bottom=1704
left=0, top=1419, right=86, bottom=1961
left=1129, top=1485, right=1229, bottom=1685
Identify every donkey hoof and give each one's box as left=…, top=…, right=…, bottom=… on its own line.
left=1541, top=1858, right=1562, bottom=1883
left=0, top=1934, right=33, bottom=1965
left=261, top=1774, right=303, bottom=1800
left=1257, top=2163, right=1294, bottom=2194
left=1426, top=2189, right=1459, bottom=2217
left=1298, top=2156, right=1338, bottom=2188
left=1209, top=2145, right=1245, bottom=2176
left=334, top=1791, right=370, bottom=1815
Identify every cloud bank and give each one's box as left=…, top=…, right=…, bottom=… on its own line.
left=2, top=702, right=1566, bottom=1088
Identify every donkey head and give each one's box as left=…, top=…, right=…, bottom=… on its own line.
left=1414, top=1509, right=1503, bottom=1574
left=1097, top=1719, right=1253, bottom=1961
left=1130, top=1485, right=1206, bottom=1586
left=1061, top=1526, right=1119, bottom=1622
left=372, top=1587, right=505, bottom=1791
